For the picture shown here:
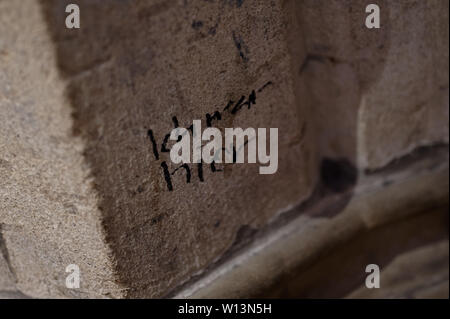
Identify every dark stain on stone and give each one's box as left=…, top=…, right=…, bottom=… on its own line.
left=232, top=31, right=249, bottom=63
left=0, top=158, right=12, bottom=177
left=320, top=158, right=357, bottom=193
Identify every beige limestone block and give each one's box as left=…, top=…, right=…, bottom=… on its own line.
left=0, top=0, right=448, bottom=299
left=0, top=242, right=16, bottom=292
left=0, top=0, right=123, bottom=298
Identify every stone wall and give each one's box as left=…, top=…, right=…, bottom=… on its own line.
left=0, top=0, right=448, bottom=298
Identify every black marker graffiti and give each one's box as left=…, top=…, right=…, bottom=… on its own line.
left=147, top=81, right=272, bottom=191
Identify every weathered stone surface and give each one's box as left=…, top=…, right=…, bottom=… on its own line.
left=261, top=208, right=449, bottom=298
left=0, top=0, right=448, bottom=298
left=0, top=237, right=16, bottom=292
left=347, top=239, right=449, bottom=299
left=295, top=0, right=449, bottom=170
left=40, top=0, right=317, bottom=298
left=174, top=154, right=449, bottom=298
left=358, top=0, right=449, bottom=170
left=0, top=0, right=122, bottom=298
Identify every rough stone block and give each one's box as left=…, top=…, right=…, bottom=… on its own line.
left=0, top=0, right=448, bottom=298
